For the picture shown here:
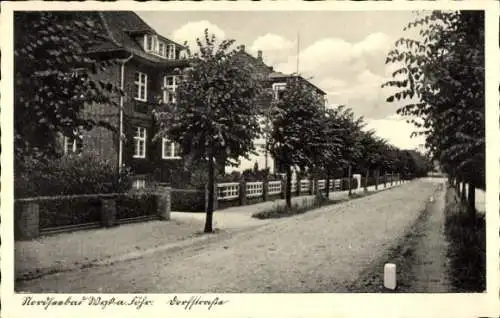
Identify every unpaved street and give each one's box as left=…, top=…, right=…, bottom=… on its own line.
left=17, top=179, right=439, bottom=293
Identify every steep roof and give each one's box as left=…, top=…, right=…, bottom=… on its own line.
left=87, top=11, right=186, bottom=65
left=268, top=72, right=326, bottom=96
left=234, top=49, right=326, bottom=95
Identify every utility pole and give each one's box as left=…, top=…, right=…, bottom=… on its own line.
left=296, top=32, right=300, bottom=76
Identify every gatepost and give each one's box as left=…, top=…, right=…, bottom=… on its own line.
left=263, top=178, right=269, bottom=202
left=239, top=179, right=247, bottom=206
left=100, top=198, right=117, bottom=227
left=155, top=184, right=171, bottom=220
left=16, top=201, right=40, bottom=240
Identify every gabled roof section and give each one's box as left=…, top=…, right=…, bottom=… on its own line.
left=88, top=11, right=187, bottom=64
left=268, top=72, right=326, bottom=96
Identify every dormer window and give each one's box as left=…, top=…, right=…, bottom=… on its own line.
left=167, top=44, right=176, bottom=60
left=144, top=34, right=156, bottom=52
left=143, top=34, right=176, bottom=60
left=159, top=42, right=166, bottom=57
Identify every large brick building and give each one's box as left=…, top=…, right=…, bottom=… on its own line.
left=63, top=11, right=326, bottom=187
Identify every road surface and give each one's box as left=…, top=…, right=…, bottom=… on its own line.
left=17, top=179, right=439, bottom=293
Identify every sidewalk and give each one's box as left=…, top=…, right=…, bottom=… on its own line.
left=172, top=180, right=405, bottom=229
left=410, top=184, right=451, bottom=292
left=15, top=180, right=409, bottom=281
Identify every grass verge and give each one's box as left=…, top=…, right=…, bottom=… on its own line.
left=251, top=189, right=387, bottom=220
left=444, top=188, right=486, bottom=292
left=252, top=195, right=345, bottom=219
left=345, top=205, right=430, bottom=292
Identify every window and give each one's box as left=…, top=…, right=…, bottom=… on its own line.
left=134, top=72, right=147, bottom=101
left=159, top=42, right=166, bottom=57
left=272, top=83, right=286, bottom=100
left=144, top=35, right=176, bottom=60
left=162, top=138, right=181, bottom=159
left=132, top=178, right=146, bottom=189
left=144, top=34, right=157, bottom=52
left=133, top=127, right=147, bottom=158
left=167, top=44, right=176, bottom=60
left=163, top=75, right=179, bottom=104
left=64, top=134, right=83, bottom=155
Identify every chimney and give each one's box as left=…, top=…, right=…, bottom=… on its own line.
left=240, top=44, right=246, bottom=52
left=257, top=50, right=263, bottom=61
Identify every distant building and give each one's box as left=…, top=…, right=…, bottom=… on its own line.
left=228, top=46, right=327, bottom=175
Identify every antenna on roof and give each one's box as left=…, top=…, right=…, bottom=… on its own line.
left=296, top=31, right=300, bottom=77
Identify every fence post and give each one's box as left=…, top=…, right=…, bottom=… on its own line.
left=239, top=180, right=247, bottom=206
left=297, top=177, right=301, bottom=196
left=16, top=202, right=40, bottom=240
left=281, top=178, right=286, bottom=199
left=263, top=179, right=269, bottom=201
left=155, top=185, right=171, bottom=221
left=100, top=198, right=117, bottom=227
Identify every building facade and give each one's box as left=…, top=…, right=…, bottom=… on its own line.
left=62, top=11, right=326, bottom=187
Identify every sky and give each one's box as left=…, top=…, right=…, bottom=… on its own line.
left=137, top=10, right=426, bottom=151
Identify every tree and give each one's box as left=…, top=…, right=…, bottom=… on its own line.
left=318, top=108, right=348, bottom=197
left=383, top=10, right=484, bottom=216
left=335, top=106, right=364, bottom=196
left=154, top=30, right=264, bottom=233
left=14, top=12, right=121, bottom=165
left=267, top=77, right=326, bottom=208
left=357, top=131, right=388, bottom=192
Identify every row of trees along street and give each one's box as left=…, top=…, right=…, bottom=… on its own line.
left=383, top=10, right=485, bottom=216
left=14, top=13, right=431, bottom=234
left=155, top=30, right=431, bottom=233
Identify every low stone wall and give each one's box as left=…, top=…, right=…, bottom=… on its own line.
left=14, top=185, right=171, bottom=241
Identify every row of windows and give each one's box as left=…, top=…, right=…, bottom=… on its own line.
left=135, top=75, right=287, bottom=104
left=133, top=127, right=181, bottom=159
left=144, top=35, right=177, bottom=60
left=134, top=72, right=180, bottom=104
left=63, top=128, right=181, bottom=160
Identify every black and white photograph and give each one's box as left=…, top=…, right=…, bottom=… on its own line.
left=2, top=1, right=499, bottom=318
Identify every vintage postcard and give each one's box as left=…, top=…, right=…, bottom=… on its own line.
left=1, top=1, right=499, bottom=318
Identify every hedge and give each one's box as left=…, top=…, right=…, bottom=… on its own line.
left=15, top=192, right=159, bottom=230
left=115, top=193, right=157, bottom=220
left=15, top=153, right=132, bottom=198
left=170, top=189, right=205, bottom=212
left=36, top=197, right=102, bottom=229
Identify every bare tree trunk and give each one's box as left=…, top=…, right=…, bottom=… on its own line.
left=204, top=151, right=215, bottom=233
left=364, top=168, right=369, bottom=193
left=375, top=168, right=379, bottom=190
left=325, top=169, right=331, bottom=200
left=348, top=165, right=353, bottom=196
left=467, top=181, right=476, bottom=217
left=285, top=165, right=292, bottom=209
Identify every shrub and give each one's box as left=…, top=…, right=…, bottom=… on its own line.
left=33, top=197, right=102, bottom=229
left=171, top=189, right=205, bottom=212
left=16, top=192, right=159, bottom=233
left=115, top=193, right=157, bottom=220
left=15, top=153, right=132, bottom=198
